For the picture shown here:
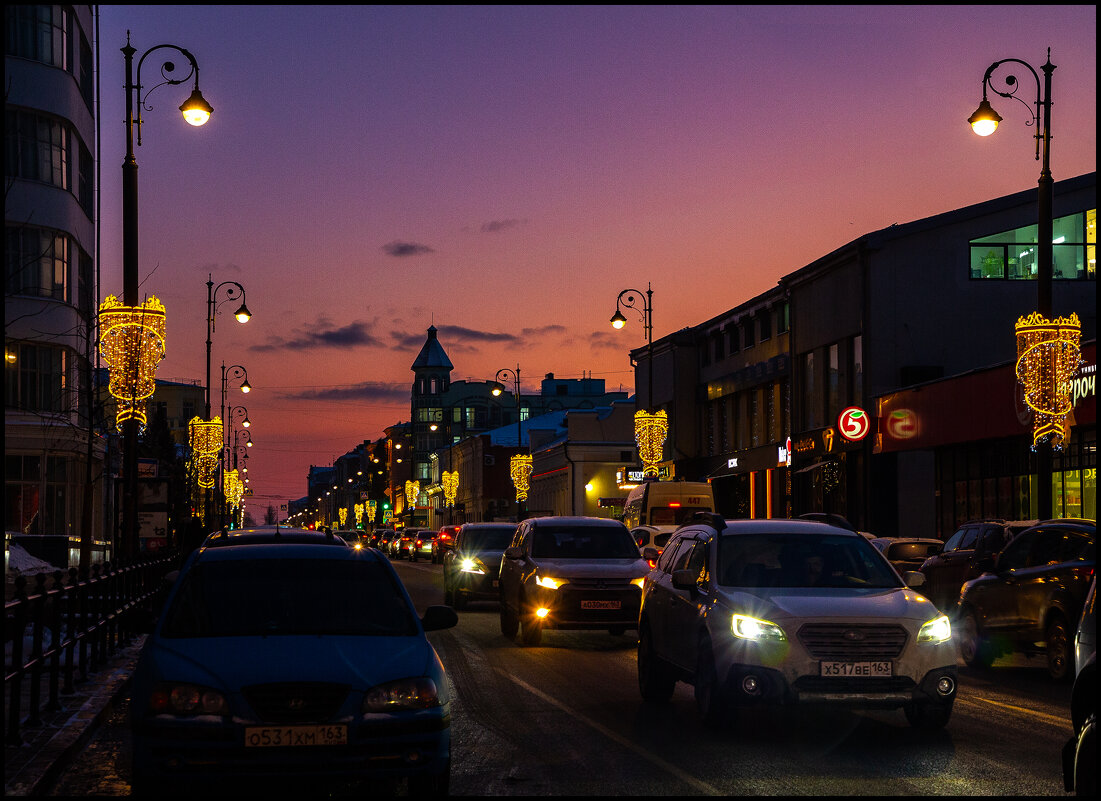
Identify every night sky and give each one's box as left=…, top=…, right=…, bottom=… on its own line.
left=92, top=5, right=1097, bottom=513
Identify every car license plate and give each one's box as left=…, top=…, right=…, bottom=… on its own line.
left=245, top=724, right=347, bottom=748
left=819, top=661, right=892, bottom=677
left=580, top=600, right=621, bottom=610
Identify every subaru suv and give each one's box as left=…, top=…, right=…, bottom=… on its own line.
left=498, top=516, right=650, bottom=646
left=956, top=518, right=1095, bottom=681
left=919, top=519, right=1036, bottom=612
left=637, top=515, right=957, bottom=730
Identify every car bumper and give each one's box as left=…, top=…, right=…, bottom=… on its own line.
left=531, top=585, right=642, bottom=629
left=133, top=710, right=450, bottom=789
left=453, top=570, right=500, bottom=600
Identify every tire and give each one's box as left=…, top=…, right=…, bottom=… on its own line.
left=958, top=608, right=995, bottom=668
left=411, top=552, right=418, bottom=562
left=499, top=594, right=519, bottom=639
left=1045, top=614, right=1074, bottom=682
left=520, top=598, right=543, bottom=646
left=638, top=623, right=676, bottom=702
left=1073, top=713, right=1096, bottom=796
left=904, top=700, right=953, bottom=730
left=694, top=638, right=731, bottom=728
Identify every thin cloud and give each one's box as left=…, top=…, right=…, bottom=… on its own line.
left=382, top=241, right=434, bottom=257
left=289, top=381, right=409, bottom=402
left=250, top=319, right=383, bottom=352
left=388, top=324, right=569, bottom=351
left=480, top=218, right=528, bottom=233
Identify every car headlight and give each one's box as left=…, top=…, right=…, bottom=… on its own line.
left=631, top=577, right=646, bottom=590
left=917, top=614, right=952, bottom=644
left=460, top=557, right=485, bottom=574
left=731, top=613, right=786, bottom=642
left=535, top=574, right=565, bottom=590
left=363, top=677, right=441, bottom=711
left=149, top=683, right=228, bottom=716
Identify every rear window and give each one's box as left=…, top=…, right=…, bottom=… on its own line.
left=531, top=526, right=640, bottom=559
left=887, top=541, right=942, bottom=561
left=162, top=557, right=418, bottom=638
left=650, top=505, right=711, bottom=526
left=718, top=532, right=902, bottom=589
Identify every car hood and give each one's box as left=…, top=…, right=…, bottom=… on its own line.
left=716, top=586, right=939, bottom=623
left=536, top=557, right=649, bottom=579
left=140, top=634, right=437, bottom=691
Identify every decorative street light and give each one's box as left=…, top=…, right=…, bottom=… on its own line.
left=205, top=275, right=250, bottom=418
left=611, top=282, right=667, bottom=478
left=218, top=364, right=251, bottom=527
left=494, top=366, right=529, bottom=518
left=114, top=31, right=213, bottom=558
left=969, top=48, right=1082, bottom=520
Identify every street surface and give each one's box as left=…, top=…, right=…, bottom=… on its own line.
left=48, top=555, right=1075, bottom=796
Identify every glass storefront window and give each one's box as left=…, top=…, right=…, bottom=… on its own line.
left=969, top=209, right=1095, bottom=280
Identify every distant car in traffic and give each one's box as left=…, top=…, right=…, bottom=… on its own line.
left=498, top=516, right=650, bottom=646
left=442, top=522, right=516, bottom=609
left=431, top=525, right=461, bottom=564
left=129, top=527, right=458, bottom=796
left=636, top=515, right=957, bottom=730
left=410, top=530, right=434, bottom=561
left=918, top=518, right=1035, bottom=613
left=631, top=525, right=678, bottom=567
left=956, top=518, right=1095, bottom=681
left=870, top=537, right=944, bottom=575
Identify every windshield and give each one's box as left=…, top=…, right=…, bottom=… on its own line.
left=531, top=526, right=640, bottom=559
left=162, top=558, right=418, bottom=638
left=463, top=528, right=513, bottom=551
left=718, top=532, right=902, bottom=589
left=650, top=506, right=711, bottom=526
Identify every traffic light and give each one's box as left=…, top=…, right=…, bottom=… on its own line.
left=382, top=502, right=391, bottom=511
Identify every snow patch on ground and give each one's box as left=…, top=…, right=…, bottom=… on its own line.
left=5, top=542, right=63, bottom=577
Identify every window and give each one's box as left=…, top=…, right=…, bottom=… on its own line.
left=970, top=208, right=1095, bottom=280
left=6, top=109, right=70, bottom=190
left=6, top=226, right=72, bottom=301
left=728, top=326, right=740, bottom=353
left=759, top=309, right=771, bottom=341
left=5, top=5, right=70, bottom=70
left=828, top=343, right=840, bottom=417
left=802, top=350, right=821, bottom=429
left=5, top=454, right=41, bottom=533
left=851, top=335, right=863, bottom=403
left=743, top=317, right=756, bottom=348
left=776, top=302, right=790, bottom=335
left=5, top=343, right=70, bottom=412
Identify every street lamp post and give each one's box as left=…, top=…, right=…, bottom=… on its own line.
left=218, top=364, right=251, bottom=527
left=494, top=367, right=526, bottom=518
left=969, top=48, right=1066, bottom=521
left=205, top=276, right=251, bottom=418
left=119, top=32, right=213, bottom=559
left=611, top=283, right=654, bottom=409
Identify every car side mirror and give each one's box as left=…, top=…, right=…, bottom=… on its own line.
left=641, top=546, right=660, bottom=563
left=903, top=571, right=926, bottom=588
left=504, top=546, right=523, bottom=560
left=671, top=569, right=698, bottom=592
left=421, top=605, right=458, bottom=631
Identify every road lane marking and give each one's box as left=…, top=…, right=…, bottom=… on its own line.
left=492, top=667, right=721, bottom=795
left=957, top=694, right=1069, bottom=728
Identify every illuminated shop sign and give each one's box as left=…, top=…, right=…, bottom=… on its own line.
left=777, top=436, right=792, bottom=467
left=1064, top=361, right=1096, bottom=407
left=838, top=407, right=871, bottom=441
left=885, top=409, right=919, bottom=440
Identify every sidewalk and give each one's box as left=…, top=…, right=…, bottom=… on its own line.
left=4, top=635, right=146, bottom=797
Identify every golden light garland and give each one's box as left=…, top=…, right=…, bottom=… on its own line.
left=1015, top=311, right=1082, bottom=449
left=442, top=470, right=459, bottom=506
left=405, top=480, right=421, bottom=508
left=634, top=409, right=669, bottom=478
left=188, top=417, right=223, bottom=488
left=354, top=502, right=364, bottom=526
left=367, top=500, right=377, bottom=521
left=224, top=469, right=243, bottom=508
left=510, top=454, right=533, bottom=501
left=98, top=295, right=167, bottom=431
left=339, top=507, right=348, bottom=528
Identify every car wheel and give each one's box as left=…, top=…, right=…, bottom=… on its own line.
left=1045, top=615, right=1074, bottom=682
left=958, top=608, right=995, bottom=668
left=694, top=638, right=731, bottom=728
left=904, top=700, right=953, bottom=730
left=499, top=594, right=519, bottom=639
left=520, top=598, right=543, bottom=646
left=638, top=622, right=676, bottom=702
left=1073, top=712, right=1096, bottom=796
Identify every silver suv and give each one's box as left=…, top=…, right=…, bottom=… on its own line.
left=498, top=516, right=650, bottom=646
left=637, top=515, right=958, bottom=730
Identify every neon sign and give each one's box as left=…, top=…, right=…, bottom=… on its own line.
left=838, top=407, right=870, bottom=441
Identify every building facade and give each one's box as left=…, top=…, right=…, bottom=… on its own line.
left=5, top=5, right=106, bottom=566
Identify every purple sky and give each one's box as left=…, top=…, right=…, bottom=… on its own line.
left=93, top=5, right=1097, bottom=513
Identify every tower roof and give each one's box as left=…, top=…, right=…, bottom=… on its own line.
left=411, top=325, right=454, bottom=371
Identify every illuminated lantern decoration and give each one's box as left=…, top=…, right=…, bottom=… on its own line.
left=338, top=507, right=348, bottom=528
left=405, top=480, right=420, bottom=507
left=442, top=470, right=459, bottom=506
left=224, top=469, right=243, bottom=509
left=634, top=409, right=668, bottom=478
left=188, top=416, right=223, bottom=488
left=354, top=502, right=364, bottom=526
left=1015, top=311, right=1082, bottom=449
left=367, top=500, right=377, bottom=520
left=510, top=454, right=533, bottom=501
left=98, top=295, right=167, bottom=431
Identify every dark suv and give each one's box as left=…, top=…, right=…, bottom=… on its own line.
left=956, top=518, right=1095, bottom=681
left=919, top=519, right=1036, bottom=612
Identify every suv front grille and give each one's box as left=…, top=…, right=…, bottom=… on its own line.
left=796, top=624, right=909, bottom=660
left=243, top=682, right=350, bottom=723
